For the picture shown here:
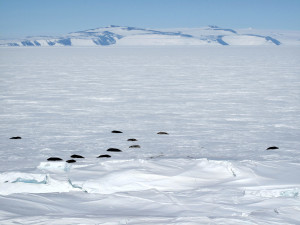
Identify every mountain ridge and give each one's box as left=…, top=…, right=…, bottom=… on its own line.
left=1, top=25, right=299, bottom=46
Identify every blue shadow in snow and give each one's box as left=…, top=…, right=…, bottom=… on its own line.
left=21, top=41, right=34, bottom=46
left=47, top=41, right=56, bottom=46
left=265, top=36, right=281, bottom=45
left=57, top=38, right=72, bottom=46
left=93, top=31, right=123, bottom=45
left=8, top=43, right=19, bottom=46
left=216, top=36, right=229, bottom=45
left=208, top=25, right=237, bottom=34
left=246, top=34, right=281, bottom=45
left=34, top=41, right=41, bottom=46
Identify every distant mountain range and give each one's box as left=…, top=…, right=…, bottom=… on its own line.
left=1, top=25, right=300, bottom=46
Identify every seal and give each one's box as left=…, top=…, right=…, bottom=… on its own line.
left=127, top=138, right=138, bottom=141
left=157, top=132, right=169, bottom=135
left=107, top=148, right=122, bottom=152
left=97, top=154, right=111, bottom=158
left=70, top=154, right=84, bottom=158
left=66, top=159, right=76, bottom=163
left=47, top=157, right=63, bottom=161
left=111, top=130, right=123, bottom=133
left=129, top=145, right=141, bottom=148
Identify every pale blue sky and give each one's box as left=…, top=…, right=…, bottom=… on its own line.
left=0, top=0, right=299, bottom=39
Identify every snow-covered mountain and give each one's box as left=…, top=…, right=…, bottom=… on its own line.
left=1, top=25, right=300, bottom=46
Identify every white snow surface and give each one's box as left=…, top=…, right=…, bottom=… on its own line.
left=0, top=46, right=300, bottom=224
left=222, top=35, right=273, bottom=45
left=117, top=35, right=211, bottom=46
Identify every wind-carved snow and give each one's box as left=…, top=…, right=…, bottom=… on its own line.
left=67, top=159, right=240, bottom=194
left=222, top=35, right=275, bottom=45
left=0, top=46, right=300, bottom=224
left=244, top=188, right=299, bottom=198
left=0, top=172, right=79, bottom=195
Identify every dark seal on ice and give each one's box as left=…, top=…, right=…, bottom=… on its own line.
left=107, top=148, right=122, bottom=152
left=66, top=159, right=76, bottom=163
left=157, top=132, right=169, bottom=135
left=266, top=146, right=279, bottom=150
left=111, top=130, right=123, bottom=133
left=127, top=138, right=138, bottom=141
left=47, top=157, right=63, bottom=161
left=70, top=154, right=85, bottom=158
left=10, top=136, right=22, bottom=139
left=97, top=154, right=111, bottom=158
left=129, top=145, right=141, bottom=148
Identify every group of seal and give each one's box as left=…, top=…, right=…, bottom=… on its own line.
left=47, top=154, right=85, bottom=163
left=127, top=136, right=140, bottom=148
left=45, top=130, right=169, bottom=163
left=9, top=134, right=279, bottom=163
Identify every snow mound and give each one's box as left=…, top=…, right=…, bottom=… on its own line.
left=73, top=159, right=239, bottom=194
left=222, top=35, right=274, bottom=45
left=68, top=159, right=254, bottom=194
left=0, top=172, right=48, bottom=184
left=0, top=172, right=79, bottom=195
left=2, top=158, right=299, bottom=196
left=0, top=159, right=241, bottom=195
left=117, top=35, right=212, bottom=46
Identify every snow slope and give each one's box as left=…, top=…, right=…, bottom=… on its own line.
left=0, top=46, right=300, bottom=224
left=1, top=25, right=299, bottom=46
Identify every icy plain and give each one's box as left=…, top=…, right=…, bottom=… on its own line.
left=0, top=46, right=300, bottom=224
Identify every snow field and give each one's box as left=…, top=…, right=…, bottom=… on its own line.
left=0, top=158, right=299, bottom=224
left=0, top=46, right=300, bottom=224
